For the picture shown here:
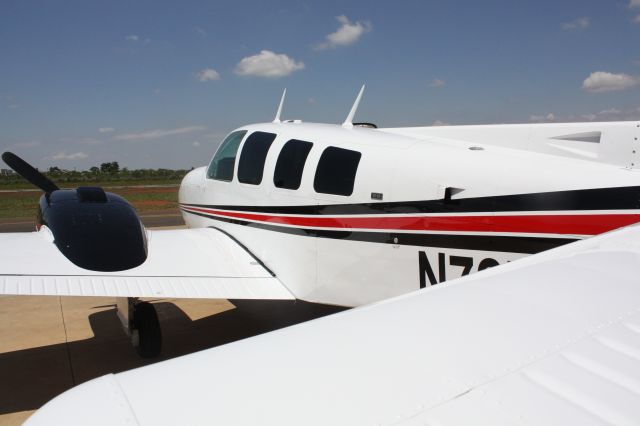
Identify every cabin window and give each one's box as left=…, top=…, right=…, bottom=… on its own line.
left=238, top=132, right=277, bottom=185
left=274, top=139, right=313, bottom=190
left=207, top=130, right=247, bottom=181
left=314, top=147, right=361, bottom=196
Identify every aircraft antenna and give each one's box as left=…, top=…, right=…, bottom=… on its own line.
left=273, top=88, right=287, bottom=123
left=342, top=84, right=365, bottom=129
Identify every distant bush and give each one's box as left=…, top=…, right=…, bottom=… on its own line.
left=0, top=162, right=191, bottom=187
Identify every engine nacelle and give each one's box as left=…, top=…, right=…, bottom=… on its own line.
left=37, top=187, right=148, bottom=272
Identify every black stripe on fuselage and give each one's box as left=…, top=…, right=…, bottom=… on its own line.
left=181, top=186, right=640, bottom=216
left=183, top=209, right=576, bottom=254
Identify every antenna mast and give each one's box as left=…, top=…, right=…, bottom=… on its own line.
left=342, top=84, right=365, bottom=129
left=273, top=88, right=287, bottom=123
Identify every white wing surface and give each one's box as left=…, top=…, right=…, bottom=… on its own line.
left=381, top=121, right=639, bottom=168
left=27, top=224, right=640, bottom=425
left=0, top=227, right=292, bottom=300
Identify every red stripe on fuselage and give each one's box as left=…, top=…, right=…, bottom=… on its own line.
left=181, top=206, right=640, bottom=236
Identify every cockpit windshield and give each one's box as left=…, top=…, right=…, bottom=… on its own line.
left=206, top=130, right=247, bottom=181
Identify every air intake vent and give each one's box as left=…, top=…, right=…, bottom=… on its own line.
left=551, top=131, right=601, bottom=144
left=76, top=186, right=108, bottom=203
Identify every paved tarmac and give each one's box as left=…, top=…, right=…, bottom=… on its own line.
left=0, top=296, right=345, bottom=424
left=0, top=212, right=185, bottom=233
left=0, top=224, right=347, bottom=424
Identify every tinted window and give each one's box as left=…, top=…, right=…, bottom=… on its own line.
left=207, top=131, right=246, bottom=181
left=274, top=139, right=313, bottom=190
left=238, top=132, right=277, bottom=185
left=314, top=147, right=361, bottom=196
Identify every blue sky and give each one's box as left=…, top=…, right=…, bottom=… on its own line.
left=1, top=0, right=640, bottom=169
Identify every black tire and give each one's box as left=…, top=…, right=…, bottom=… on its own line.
left=134, top=302, right=162, bottom=358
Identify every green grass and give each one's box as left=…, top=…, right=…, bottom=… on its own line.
left=0, top=186, right=180, bottom=219
left=0, top=192, right=39, bottom=220
left=0, top=179, right=182, bottom=191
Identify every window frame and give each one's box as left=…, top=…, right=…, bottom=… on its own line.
left=313, top=146, right=362, bottom=197
left=237, top=131, right=277, bottom=185
left=273, top=139, right=314, bottom=191
left=206, top=130, right=247, bottom=182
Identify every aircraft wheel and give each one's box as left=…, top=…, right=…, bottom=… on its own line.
left=134, top=301, right=162, bottom=358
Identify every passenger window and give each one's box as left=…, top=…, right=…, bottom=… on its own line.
left=274, top=139, right=313, bottom=190
left=314, top=147, right=362, bottom=196
left=238, top=132, right=277, bottom=185
left=207, top=131, right=246, bottom=181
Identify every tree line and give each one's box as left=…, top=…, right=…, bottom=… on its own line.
left=0, top=161, right=190, bottom=185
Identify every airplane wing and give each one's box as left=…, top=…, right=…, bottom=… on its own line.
left=26, top=223, right=640, bottom=425
left=380, top=121, right=639, bottom=168
left=0, top=227, right=293, bottom=300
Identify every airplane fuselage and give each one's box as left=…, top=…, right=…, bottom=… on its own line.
left=178, top=122, right=640, bottom=306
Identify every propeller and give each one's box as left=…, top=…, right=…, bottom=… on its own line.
left=2, top=151, right=148, bottom=272
left=2, top=151, right=59, bottom=193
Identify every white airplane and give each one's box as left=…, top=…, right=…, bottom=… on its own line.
left=25, top=221, right=640, bottom=425
left=1, top=85, right=640, bottom=363
left=5, top=86, right=640, bottom=356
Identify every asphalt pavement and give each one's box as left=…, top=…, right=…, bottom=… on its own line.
left=0, top=213, right=185, bottom=233
left=0, top=221, right=347, bottom=424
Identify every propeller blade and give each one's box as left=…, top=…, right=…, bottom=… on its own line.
left=2, top=151, right=59, bottom=193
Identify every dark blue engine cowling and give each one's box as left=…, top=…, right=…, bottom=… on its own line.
left=37, top=187, right=148, bottom=272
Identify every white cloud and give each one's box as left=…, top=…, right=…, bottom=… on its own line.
left=561, top=17, right=590, bottom=30
left=308, top=97, right=316, bottom=104
left=582, top=107, right=640, bottom=121
left=529, top=113, right=556, bottom=122
left=114, top=126, right=206, bottom=141
left=98, top=127, right=115, bottom=133
left=125, top=34, right=150, bottom=45
left=52, top=152, right=88, bottom=160
left=61, top=137, right=102, bottom=145
left=432, top=120, right=449, bottom=126
left=196, top=68, right=220, bottom=82
left=2, top=94, right=19, bottom=109
left=634, top=14, right=640, bottom=23
left=630, top=0, right=640, bottom=7
left=234, top=50, right=304, bottom=78
left=203, top=132, right=226, bottom=140
left=192, top=141, right=201, bottom=147
left=195, top=27, right=207, bottom=37
left=429, top=78, right=446, bottom=88
left=11, top=140, right=40, bottom=149
left=315, top=15, right=372, bottom=50
left=79, top=138, right=101, bottom=145
left=582, top=71, right=639, bottom=93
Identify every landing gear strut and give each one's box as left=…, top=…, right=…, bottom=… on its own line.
left=116, top=297, right=162, bottom=358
